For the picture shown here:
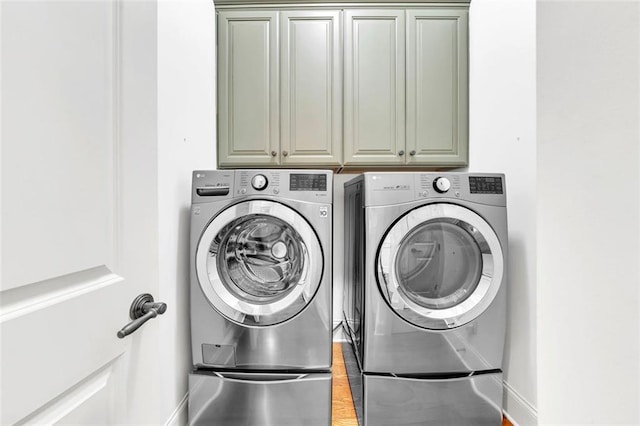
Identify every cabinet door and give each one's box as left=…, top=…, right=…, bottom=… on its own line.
left=406, top=9, right=468, bottom=166
left=218, top=11, right=279, bottom=167
left=280, top=11, right=342, bottom=166
left=344, top=10, right=405, bottom=165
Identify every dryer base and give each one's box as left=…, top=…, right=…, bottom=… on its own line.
left=343, top=342, right=503, bottom=426
left=188, top=371, right=332, bottom=426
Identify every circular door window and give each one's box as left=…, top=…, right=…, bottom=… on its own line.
left=196, top=200, right=323, bottom=326
left=377, top=203, right=504, bottom=329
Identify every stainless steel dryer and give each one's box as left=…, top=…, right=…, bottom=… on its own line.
left=189, top=170, right=332, bottom=426
left=343, top=172, right=507, bottom=426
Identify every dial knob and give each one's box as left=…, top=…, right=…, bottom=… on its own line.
left=251, top=174, right=268, bottom=191
left=433, top=177, right=451, bottom=193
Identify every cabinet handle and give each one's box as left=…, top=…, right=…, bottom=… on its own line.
left=410, top=150, right=416, bottom=156
left=271, top=151, right=277, bottom=157
left=282, top=151, right=289, bottom=157
left=398, top=150, right=405, bottom=156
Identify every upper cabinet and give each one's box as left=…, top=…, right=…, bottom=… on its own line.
left=218, top=10, right=342, bottom=167
left=406, top=9, right=468, bottom=166
left=218, top=11, right=278, bottom=167
left=343, top=10, right=406, bottom=165
left=216, top=3, right=469, bottom=169
left=344, top=8, right=468, bottom=166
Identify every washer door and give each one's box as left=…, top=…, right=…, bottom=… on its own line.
left=196, top=200, right=323, bottom=326
left=377, top=203, right=503, bottom=329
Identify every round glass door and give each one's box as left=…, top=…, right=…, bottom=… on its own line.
left=377, top=203, right=503, bottom=329
left=196, top=200, right=323, bottom=326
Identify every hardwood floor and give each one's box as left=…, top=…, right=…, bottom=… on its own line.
left=332, top=343, right=358, bottom=426
left=331, top=343, right=514, bottom=426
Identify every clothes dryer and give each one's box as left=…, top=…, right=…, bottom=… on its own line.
left=188, top=170, right=332, bottom=426
left=343, top=172, right=507, bottom=426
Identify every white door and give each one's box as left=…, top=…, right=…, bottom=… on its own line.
left=1, top=1, right=165, bottom=424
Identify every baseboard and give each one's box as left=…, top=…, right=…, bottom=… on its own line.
left=333, top=320, right=347, bottom=342
left=503, top=381, right=537, bottom=426
left=164, top=393, right=188, bottom=426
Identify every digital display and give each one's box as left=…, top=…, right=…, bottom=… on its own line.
left=290, top=174, right=327, bottom=192
left=469, top=176, right=503, bottom=194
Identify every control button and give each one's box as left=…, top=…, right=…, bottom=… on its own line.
left=273, top=188, right=280, bottom=195
left=433, top=177, right=451, bottom=193
left=251, top=174, right=268, bottom=191
left=455, top=191, right=461, bottom=198
left=240, top=188, right=247, bottom=195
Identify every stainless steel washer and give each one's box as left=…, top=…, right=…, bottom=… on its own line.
left=343, top=172, right=508, bottom=426
left=189, top=170, right=332, bottom=426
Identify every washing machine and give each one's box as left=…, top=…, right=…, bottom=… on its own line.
left=343, top=172, right=507, bottom=425
left=188, top=170, right=332, bottom=426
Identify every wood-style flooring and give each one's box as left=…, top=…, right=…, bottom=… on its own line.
left=331, top=343, right=514, bottom=426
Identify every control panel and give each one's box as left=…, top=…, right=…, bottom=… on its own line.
left=236, top=170, right=330, bottom=200
left=193, top=170, right=332, bottom=204
left=361, top=173, right=505, bottom=207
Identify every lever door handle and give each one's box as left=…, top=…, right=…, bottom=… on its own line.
left=117, top=293, right=167, bottom=339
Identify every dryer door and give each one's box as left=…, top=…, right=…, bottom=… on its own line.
left=377, top=203, right=504, bottom=329
left=196, top=200, right=323, bottom=326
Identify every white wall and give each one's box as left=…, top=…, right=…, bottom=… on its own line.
left=537, top=2, right=640, bottom=424
left=467, top=1, right=538, bottom=425
left=157, top=0, right=216, bottom=424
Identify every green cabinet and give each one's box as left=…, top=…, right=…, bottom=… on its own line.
left=217, top=10, right=342, bottom=167
left=344, top=8, right=468, bottom=167
left=217, top=4, right=469, bottom=169
left=343, top=10, right=406, bottom=165
left=218, top=11, right=278, bottom=167
left=406, top=9, right=468, bottom=166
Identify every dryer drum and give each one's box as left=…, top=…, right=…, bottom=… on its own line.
left=195, top=198, right=324, bottom=326
left=394, top=219, right=483, bottom=310
left=376, top=202, right=504, bottom=330
left=211, top=214, right=309, bottom=302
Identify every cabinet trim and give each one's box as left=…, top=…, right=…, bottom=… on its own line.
left=215, top=1, right=470, bottom=7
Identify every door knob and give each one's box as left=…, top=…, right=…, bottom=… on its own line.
left=398, top=150, right=405, bottom=156
left=409, top=150, right=416, bottom=156
left=117, top=293, right=167, bottom=339
left=282, top=151, right=289, bottom=157
left=271, top=151, right=277, bottom=157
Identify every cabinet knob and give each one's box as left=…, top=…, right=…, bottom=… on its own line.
left=282, top=151, right=289, bottom=157
left=410, top=150, right=416, bottom=156
left=271, top=151, right=277, bottom=157
left=398, top=150, right=405, bottom=156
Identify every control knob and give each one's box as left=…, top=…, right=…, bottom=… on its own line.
left=433, top=177, right=451, bottom=193
left=251, top=174, right=268, bottom=191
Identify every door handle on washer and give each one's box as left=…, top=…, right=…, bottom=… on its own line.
left=117, top=293, right=167, bottom=338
